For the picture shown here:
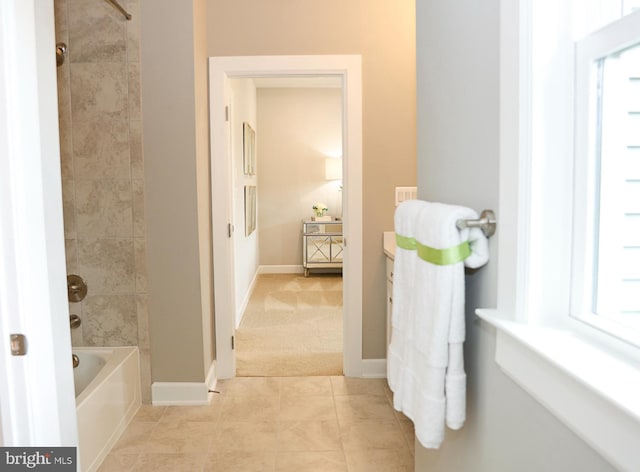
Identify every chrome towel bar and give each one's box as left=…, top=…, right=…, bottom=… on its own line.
left=456, top=209, right=496, bottom=238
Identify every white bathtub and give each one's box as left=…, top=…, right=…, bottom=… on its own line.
left=74, top=347, right=141, bottom=472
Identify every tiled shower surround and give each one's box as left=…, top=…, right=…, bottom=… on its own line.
left=54, top=0, right=152, bottom=402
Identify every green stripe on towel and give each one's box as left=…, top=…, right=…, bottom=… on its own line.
left=395, top=233, right=470, bottom=265
left=395, top=233, right=417, bottom=250
left=417, top=241, right=470, bottom=265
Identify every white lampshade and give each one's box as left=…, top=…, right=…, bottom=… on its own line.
left=325, top=158, right=342, bottom=181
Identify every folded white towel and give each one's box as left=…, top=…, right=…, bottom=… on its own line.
left=463, top=226, right=489, bottom=269
left=387, top=200, right=427, bottom=408
left=404, top=202, right=489, bottom=449
left=445, top=343, right=466, bottom=429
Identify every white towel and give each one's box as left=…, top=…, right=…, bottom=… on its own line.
left=401, top=202, right=489, bottom=449
left=387, top=200, right=428, bottom=409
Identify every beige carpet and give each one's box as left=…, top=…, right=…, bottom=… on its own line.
left=235, top=273, right=343, bottom=377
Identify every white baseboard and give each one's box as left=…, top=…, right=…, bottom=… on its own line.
left=361, top=358, right=387, bottom=378
left=258, top=265, right=304, bottom=274
left=236, top=269, right=259, bottom=329
left=152, top=362, right=217, bottom=405
left=205, top=361, right=217, bottom=393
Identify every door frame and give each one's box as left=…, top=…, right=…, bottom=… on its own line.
left=0, top=0, right=78, bottom=446
left=209, top=55, right=363, bottom=378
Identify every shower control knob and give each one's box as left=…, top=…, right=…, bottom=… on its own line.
left=67, top=274, right=88, bottom=302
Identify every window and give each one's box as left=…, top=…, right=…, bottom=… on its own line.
left=479, top=2, right=640, bottom=469
left=573, top=7, right=640, bottom=347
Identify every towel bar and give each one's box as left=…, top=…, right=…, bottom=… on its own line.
left=456, top=209, right=496, bottom=237
left=105, top=0, right=132, bottom=20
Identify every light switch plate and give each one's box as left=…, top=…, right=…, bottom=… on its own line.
left=395, top=186, right=417, bottom=206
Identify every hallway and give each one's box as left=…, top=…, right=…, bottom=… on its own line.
left=98, top=376, right=414, bottom=471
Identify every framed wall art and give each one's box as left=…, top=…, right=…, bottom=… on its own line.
left=244, top=185, right=256, bottom=236
left=243, top=122, right=256, bottom=175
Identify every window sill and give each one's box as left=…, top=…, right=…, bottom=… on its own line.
left=476, top=309, right=640, bottom=472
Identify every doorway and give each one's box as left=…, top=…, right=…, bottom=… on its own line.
left=209, top=55, right=363, bottom=379
left=232, top=79, right=344, bottom=376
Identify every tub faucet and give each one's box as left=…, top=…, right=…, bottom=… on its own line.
left=72, top=354, right=79, bottom=368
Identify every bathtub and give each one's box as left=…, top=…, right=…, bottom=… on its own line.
left=74, top=347, right=141, bottom=472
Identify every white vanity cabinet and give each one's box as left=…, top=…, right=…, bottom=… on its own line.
left=383, top=231, right=396, bottom=355
left=386, top=256, right=394, bottom=354
left=302, top=220, right=343, bottom=277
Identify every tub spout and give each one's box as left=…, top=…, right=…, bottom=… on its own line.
left=72, top=354, right=79, bottom=368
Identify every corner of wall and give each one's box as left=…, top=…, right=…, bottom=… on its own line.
left=140, top=0, right=207, bottom=383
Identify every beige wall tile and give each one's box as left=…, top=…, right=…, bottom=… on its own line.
left=132, top=179, right=145, bottom=237
left=65, top=238, right=79, bottom=273
left=56, top=0, right=146, bottom=363
left=125, top=1, right=141, bottom=63
left=72, top=118, right=131, bottom=178
left=61, top=179, right=76, bottom=239
left=58, top=118, right=74, bottom=181
left=56, top=66, right=74, bottom=180
left=77, top=238, right=134, bottom=293
left=136, top=294, right=149, bottom=348
left=54, top=0, right=68, bottom=42
left=129, top=120, right=143, bottom=178
left=76, top=180, right=133, bottom=238
left=128, top=63, right=141, bottom=121
left=68, top=0, right=126, bottom=63
left=82, top=294, right=138, bottom=346
left=70, top=63, right=127, bottom=121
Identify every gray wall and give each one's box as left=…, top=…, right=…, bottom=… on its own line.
left=140, top=0, right=213, bottom=383
left=414, top=1, right=615, bottom=470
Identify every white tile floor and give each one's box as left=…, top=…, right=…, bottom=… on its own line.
left=99, top=376, right=414, bottom=471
